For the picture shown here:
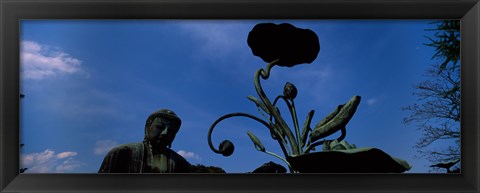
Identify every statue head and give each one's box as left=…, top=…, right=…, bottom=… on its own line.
left=144, top=109, right=182, bottom=148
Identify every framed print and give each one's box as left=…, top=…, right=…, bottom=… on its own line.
left=1, top=0, right=479, bottom=192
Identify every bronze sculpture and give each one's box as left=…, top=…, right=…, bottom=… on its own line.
left=207, top=23, right=412, bottom=173
left=98, top=109, right=191, bottom=173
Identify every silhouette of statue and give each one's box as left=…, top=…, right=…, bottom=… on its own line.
left=98, top=109, right=191, bottom=173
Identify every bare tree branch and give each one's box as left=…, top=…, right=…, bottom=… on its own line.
left=403, top=20, right=460, bottom=172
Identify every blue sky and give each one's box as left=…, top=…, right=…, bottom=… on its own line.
left=19, top=20, right=457, bottom=173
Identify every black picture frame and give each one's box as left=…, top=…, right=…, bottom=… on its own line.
left=1, top=0, right=478, bottom=192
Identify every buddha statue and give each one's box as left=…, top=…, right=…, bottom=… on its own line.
left=98, top=109, right=191, bottom=173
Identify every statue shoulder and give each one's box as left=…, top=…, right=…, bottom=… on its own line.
left=166, top=148, right=191, bottom=173
left=99, top=142, right=145, bottom=173
left=168, top=148, right=190, bottom=165
left=106, top=142, right=144, bottom=155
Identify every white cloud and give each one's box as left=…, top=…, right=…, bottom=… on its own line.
left=33, top=149, right=55, bottom=164
left=20, top=40, right=82, bottom=80
left=22, top=40, right=42, bottom=52
left=177, top=150, right=202, bottom=161
left=367, top=98, right=377, bottom=105
left=55, top=158, right=83, bottom=173
left=20, top=149, right=83, bottom=173
left=94, top=140, right=118, bottom=155
left=56, top=151, right=78, bottom=159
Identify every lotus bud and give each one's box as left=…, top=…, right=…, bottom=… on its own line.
left=283, top=82, right=298, bottom=100
left=219, top=140, right=235, bottom=157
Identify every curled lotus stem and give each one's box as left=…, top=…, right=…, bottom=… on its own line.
left=207, top=112, right=289, bottom=158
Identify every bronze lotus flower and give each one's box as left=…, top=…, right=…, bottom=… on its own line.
left=207, top=23, right=411, bottom=173
left=247, top=23, right=320, bottom=67
left=283, top=82, right=298, bottom=100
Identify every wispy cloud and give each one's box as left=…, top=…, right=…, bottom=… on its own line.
left=20, top=40, right=82, bottom=80
left=177, top=150, right=202, bottom=162
left=175, top=21, right=256, bottom=82
left=94, top=140, right=118, bottom=155
left=56, top=151, right=78, bottom=159
left=20, top=149, right=83, bottom=173
left=367, top=98, right=378, bottom=105
left=55, top=158, right=83, bottom=173
left=275, top=63, right=337, bottom=104
left=283, top=66, right=332, bottom=82
left=177, top=21, right=250, bottom=59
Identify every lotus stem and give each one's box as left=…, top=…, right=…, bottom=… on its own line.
left=254, top=59, right=299, bottom=155
left=272, top=95, right=302, bottom=154
left=207, top=112, right=289, bottom=158
left=290, top=99, right=302, bottom=153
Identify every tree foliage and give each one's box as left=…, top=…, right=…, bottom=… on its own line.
left=403, top=20, right=460, bottom=172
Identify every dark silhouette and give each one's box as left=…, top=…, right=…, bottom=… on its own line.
left=189, top=164, right=225, bottom=173
left=247, top=23, right=320, bottom=67
left=252, top=161, right=287, bottom=173
left=430, top=159, right=460, bottom=173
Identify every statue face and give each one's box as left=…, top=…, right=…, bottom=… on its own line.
left=146, top=116, right=180, bottom=147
